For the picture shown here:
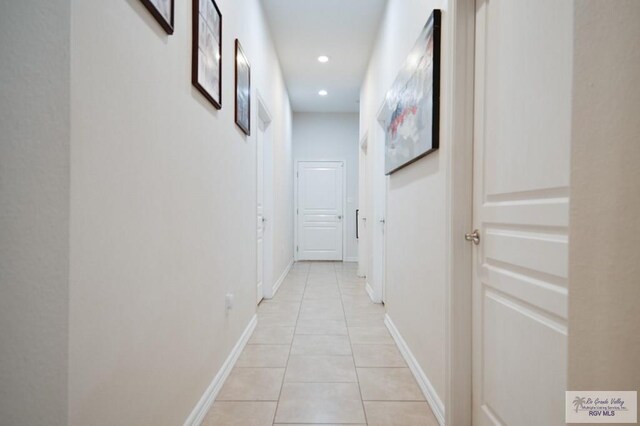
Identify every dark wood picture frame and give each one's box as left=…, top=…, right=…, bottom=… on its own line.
left=192, top=0, right=222, bottom=110
left=140, top=0, right=175, bottom=35
left=234, top=39, right=251, bottom=135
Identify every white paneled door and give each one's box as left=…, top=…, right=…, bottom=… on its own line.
left=472, top=1, right=571, bottom=425
left=297, top=161, right=344, bottom=261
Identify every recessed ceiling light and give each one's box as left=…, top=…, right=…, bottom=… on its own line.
left=318, top=90, right=328, bottom=96
left=317, top=55, right=329, bottom=63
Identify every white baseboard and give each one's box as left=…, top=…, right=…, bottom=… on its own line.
left=365, top=282, right=375, bottom=301
left=385, top=314, right=445, bottom=425
left=183, top=314, right=257, bottom=426
left=365, top=282, right=381, bottom=303
left=269, top=258, right=293, bottom=299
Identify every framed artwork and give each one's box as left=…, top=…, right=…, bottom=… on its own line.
left=235, top=39, right=251, bottom=135
left=192, top=0, right=222, bottom=109
left=140, top=0, right=174, bottom=34
left=378, top=9, right=442, bottom=175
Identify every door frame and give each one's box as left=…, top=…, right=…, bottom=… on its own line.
left=294, top=159, right=347, bottom=262
left=256, top=91, right=273, bottom=302
left=368, top=119, right=387, bottom=304
left=357, top=132, right=368, bottom=278
left=443, top=0, right=475, bottom=425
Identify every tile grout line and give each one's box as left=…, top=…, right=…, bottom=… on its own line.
left=335, top=262, right=370, bottom=426
left=211, top=263, right=426, bottom=423
left=271, top=262, right=311, bottom=426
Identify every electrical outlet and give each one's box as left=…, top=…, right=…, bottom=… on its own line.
left=225, top=293, right=234, bottom=310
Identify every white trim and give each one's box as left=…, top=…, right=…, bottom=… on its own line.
left=444, top=1, right=475, bottom=425
left=342, top=161, right=348, bottom=262
left=344, top=256, right=358, bottom=262
left=293, top=161, right=298, bottom=262
left=385, top=314, right=445, bottom=426
left=183, top=315, right=257, bottom=426
left=294, top=160, right=347, bottom=262
left=365, top=282, right=374, bottom=301
left=365, top=281, right=381, bottom=303
left=256, top=91, right=273, bottom=304
left=268, top=258, right=293, bottom=299
left=365, top=122, right=386, bottom=305
left=357, top=134, right=368, bottom=279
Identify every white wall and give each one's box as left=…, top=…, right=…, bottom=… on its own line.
left=68, top=0, right=292, bottom=424
left=568, top=0, right=640, bottom=393
left=0, top=1, right=70, bottom=425
left=293, top=112, right=359, bottom=261
left=359, top=0, right=448, bottom=407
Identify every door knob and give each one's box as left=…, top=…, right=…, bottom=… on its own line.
left=465, top=229, right=480, bottom=245
left=262, top=217, right=267, bottom=223
left=338, top=215, right=342, bottom=220
left=380, top=219, right=385, bottom=224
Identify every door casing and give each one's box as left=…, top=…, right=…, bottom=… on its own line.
left=357, top=133, right=368, bottom=278
left=256, top=92, right=273, bottom=302
left=370, top=119, right=386, bottom=304
left=443, top=0, right=476, bottom=425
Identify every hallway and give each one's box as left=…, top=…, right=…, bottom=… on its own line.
left=204, top=262, right=438, bottom=425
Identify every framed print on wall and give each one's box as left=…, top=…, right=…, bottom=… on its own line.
left=235, top=39, right=251, bottom=135
left=192, top=0, right=222, bottom=109
left=378, top=9, right=442, bottom=175
left=140, top=0, right=175, bottom=34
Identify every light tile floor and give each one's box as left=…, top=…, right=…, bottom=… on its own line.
left=203, top=261, right=439, bottom=426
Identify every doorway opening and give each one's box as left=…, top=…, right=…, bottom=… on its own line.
left=256, top=94, right=273, bottom=304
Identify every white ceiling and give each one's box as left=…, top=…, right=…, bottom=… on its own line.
left=261, top=0, right=387, bottom=112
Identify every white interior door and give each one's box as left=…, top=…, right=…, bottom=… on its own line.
left=472, top=1, right=571, bottom=425
left=256, top=119, right=265, bottom=304
left=297, top=161, right=344, bottom=261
